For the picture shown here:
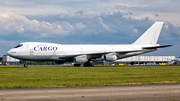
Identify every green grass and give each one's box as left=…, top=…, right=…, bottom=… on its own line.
left=0, top=65, right=180, bottom=89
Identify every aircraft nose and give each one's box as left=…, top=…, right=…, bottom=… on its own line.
left=7, top=50, right=11, bottom=55
left=7, top=49, right=16, bottom=57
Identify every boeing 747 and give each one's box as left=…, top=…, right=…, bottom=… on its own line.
left=7, top=22, right=172, bottom=67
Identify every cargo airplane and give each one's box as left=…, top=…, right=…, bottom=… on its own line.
left=7, top=22, right=172, bottom=67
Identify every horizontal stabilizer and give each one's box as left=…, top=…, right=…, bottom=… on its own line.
left=142, top=45, right=173, bottom=49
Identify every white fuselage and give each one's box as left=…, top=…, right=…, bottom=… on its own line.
left=7, top=42, right=155, bottom=62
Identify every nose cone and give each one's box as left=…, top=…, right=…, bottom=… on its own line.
left=7, top=49, right=17, bottom=57
left=7, top=49, right=12, bottom=55
left=7, top=50, right=11, bottom=56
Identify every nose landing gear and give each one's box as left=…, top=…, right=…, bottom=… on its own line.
left=23, top=60, right=28, bottom=67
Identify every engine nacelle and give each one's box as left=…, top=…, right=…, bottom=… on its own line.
left=104, top=54, right=117, bottom=62
left=73, top=56, right=88, bottom=64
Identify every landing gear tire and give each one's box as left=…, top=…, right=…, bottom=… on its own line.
left=83, top=61, right=94, bottom=67
left=90, top=63, right=94, bottom=67
left=23, top=60, right=28, bottom=68
left=24, top=64, right=28, bottom=68
left=74, top=64, right=81, bottom=67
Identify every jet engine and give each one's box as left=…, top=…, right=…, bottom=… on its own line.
left=73, top=56, right=88, bottom=64
left=104, top=54, right=118, bottom=62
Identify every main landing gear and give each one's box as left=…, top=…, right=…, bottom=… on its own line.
left=73, top=61, right=94, bottom=67
left=83, top=61, right=94, bottom=67
left=23, top=60, right=28, bottom=67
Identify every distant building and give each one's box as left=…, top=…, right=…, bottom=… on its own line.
left=117, top=55, right=175, bottom=63
left=3, top=55, right=20, bottom=65
left=94, top=55, right=175, bottom=65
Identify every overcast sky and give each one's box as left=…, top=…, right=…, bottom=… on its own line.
left=0, top=0, right=180, bottom=57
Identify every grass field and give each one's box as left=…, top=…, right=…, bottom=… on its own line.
left=0, top=65, right=180, bottom=89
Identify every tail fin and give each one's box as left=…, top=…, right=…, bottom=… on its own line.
left=132, top=22, right=164, bottom=45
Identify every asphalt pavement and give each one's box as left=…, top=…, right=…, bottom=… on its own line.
left=0, top=84, right=180, bottom=101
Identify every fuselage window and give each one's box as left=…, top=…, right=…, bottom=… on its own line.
left=14, top=44, right=23, bottom=48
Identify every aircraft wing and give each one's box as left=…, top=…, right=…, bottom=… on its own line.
left=58, top=50, right=143, bottom=59
left=142, top=45, right=173, bottom=49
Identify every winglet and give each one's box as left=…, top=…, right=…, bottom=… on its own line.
left=133, top=22, right=164, bottom=45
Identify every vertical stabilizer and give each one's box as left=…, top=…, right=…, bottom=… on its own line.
left=132, top=22, right=164, bottom=45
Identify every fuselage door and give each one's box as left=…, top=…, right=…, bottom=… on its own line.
left=80, top=48, right=84, bottom=54
left=30, top=49, right=34, bottom=55
left=53, top=49, right=56, bottom=55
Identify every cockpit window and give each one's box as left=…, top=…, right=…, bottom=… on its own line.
left=14, top=44, right=23, bottom=48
